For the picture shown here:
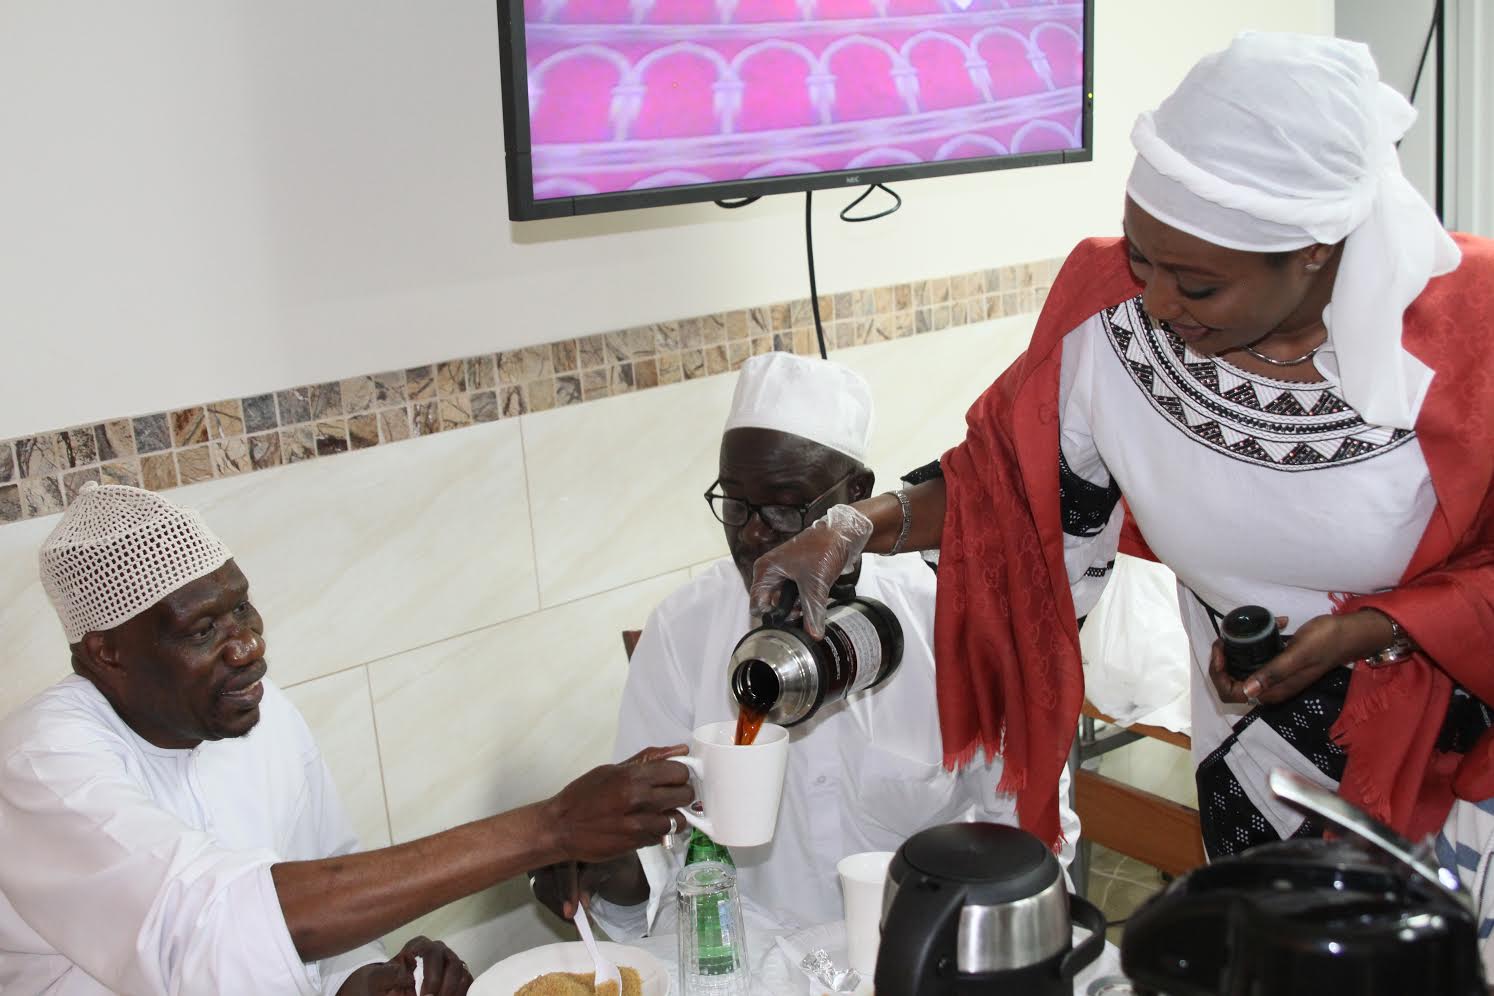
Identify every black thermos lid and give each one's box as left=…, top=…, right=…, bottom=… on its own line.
left=1221, top=605, right=1283, bottom=682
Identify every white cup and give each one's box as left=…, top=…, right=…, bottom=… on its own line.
left=672, top=721, right=789, bottom=848
left=838, top=850, right=895, bottom=977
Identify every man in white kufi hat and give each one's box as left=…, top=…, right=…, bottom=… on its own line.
left=531, top=352, right=1078, bottom=937
left=0, top=483, right=694, bottom=995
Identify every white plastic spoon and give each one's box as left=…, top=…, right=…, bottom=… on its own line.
left=573, top=902, right=623, bottom=994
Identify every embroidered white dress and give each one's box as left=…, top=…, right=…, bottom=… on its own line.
left=1057, top=295, right=1494, bottom=962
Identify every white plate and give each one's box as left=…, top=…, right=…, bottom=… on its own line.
left=471, top=941, right=670, bottom=996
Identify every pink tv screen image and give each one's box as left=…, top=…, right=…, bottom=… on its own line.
left=513, top=0, right=1087, bottom=207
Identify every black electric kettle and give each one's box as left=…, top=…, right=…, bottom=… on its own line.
left=876, top=822, right=1106, bottom=995
left=1121, top=769, right=1487, bottom=995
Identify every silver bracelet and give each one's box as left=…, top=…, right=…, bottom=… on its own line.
left=883, top=490, right=913, bottom=556
left=1368, top=616, right=1415, bottom=667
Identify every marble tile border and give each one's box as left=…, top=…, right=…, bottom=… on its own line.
left=0, top=258, right=1061, bottom=525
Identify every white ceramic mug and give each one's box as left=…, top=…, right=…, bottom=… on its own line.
left=838, top=850, right=895, bottom=977
left=673, top=720, right=789, bottom=848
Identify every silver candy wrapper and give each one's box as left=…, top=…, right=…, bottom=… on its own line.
left=798, top=948, right=860, bottom=992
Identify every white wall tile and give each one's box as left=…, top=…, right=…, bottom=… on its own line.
left=283, top=667, right=392, bottom=850
left=382, top=879, right=571, bottom=977
left=837, top=315, right=1036, bottom=489
left=172, top=421, right=539, bottom=687
left=0, top=516, right=71, bottom=718
left=369, top=570, right=686, bottom=845
left=688, top=557, right=727, bottom=579
left=367, top=570, right=687, bottom=960
left=523, top=377, right=735, bottom=607
left=521, top=316, right=1032, bottom=608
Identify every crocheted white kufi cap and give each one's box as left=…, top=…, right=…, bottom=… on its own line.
left=39, top=482, right=233, bottom=644
left=723, top=352, right=873, bottom=463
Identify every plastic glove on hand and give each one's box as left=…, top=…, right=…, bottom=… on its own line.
left=748, top=504, right=873, bottom=638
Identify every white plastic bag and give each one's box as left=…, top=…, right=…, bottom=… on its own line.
left=1079, top=554, right=1191, bottom=732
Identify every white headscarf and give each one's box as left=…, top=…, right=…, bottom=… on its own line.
left=1127, top=31, right=1462, bottom=430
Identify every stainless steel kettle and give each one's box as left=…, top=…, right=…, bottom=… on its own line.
left=875, top=822, right=1106, bottom=995
left=729, top=580, right=903, bottom=727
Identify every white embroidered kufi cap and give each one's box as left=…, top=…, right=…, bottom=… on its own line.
left=39, top=482, right=233, bottom=643
left=724, top=352, right=874, bottom=463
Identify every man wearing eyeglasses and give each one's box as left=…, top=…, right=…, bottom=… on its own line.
left=531, top=352, right=1076, bottom=937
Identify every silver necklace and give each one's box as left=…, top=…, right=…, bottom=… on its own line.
left=1242, top=342, right=1322, bottom=367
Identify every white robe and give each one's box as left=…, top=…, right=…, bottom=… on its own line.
left=596, top=555, right=1078, bottom=937
left=0, top=675, right=385, bottom=996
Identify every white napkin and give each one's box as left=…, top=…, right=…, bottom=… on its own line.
left=412, top=956, right=424, bottom=994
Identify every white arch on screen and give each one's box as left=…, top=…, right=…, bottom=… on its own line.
left=616, top=43, right=738, bottom=139
left=845, top=147, right=922, bottom=168
left=971, top=25, right=1052, bottom=92
left=630, top=170, right=714, bottom=189
left=1012, top=118, right=1077, bottom=152
left=529, top=45, right=632, bottom=121
left=533, top=178, right=600, bottom=198
left=731, top=40, right=827, bottom=129
left=745, top=160, right=823, bottom=179
left=822, top=35, right=921, bottom=115
left=902, top=30, right=974, bottom=62
left=1032, top=21, right=1083, bottom=47
left=731, top=39, right=822, bottom=75
left=902, top=30, right=990, bottom=102
left=531, top=44, right=632, bottom=85
left=633, top=41, right=734, bottom=80
left=936, top=134, right=1010, bottom=160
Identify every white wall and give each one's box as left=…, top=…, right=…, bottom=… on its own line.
left=1337, top=0, right=1439, bottom=203
left=1450, top=0, right=1493, bottom=236
left=1337, top=0, right=1492, bottom=236
left=1, top=0, right=1332, bottom=439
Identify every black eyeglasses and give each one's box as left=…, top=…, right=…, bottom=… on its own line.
left=704, top=470, right=856, bottom=534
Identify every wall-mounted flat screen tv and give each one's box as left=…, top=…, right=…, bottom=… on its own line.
left=497, top=1, right=1094, bottom=220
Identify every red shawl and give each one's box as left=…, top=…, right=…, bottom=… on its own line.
left=936, top=234, right=1494, bottom=848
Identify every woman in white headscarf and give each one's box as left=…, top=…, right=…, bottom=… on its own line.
left=751, top=30, right=1494, bottom=960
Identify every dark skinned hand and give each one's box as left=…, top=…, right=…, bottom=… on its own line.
left=340, top=936, right=471, bottom=996
left=540, top=745, right=694, bottom=865
left=1209, top=609, right=1396, bottom=706
left=530, top=856, right=634, bottom=921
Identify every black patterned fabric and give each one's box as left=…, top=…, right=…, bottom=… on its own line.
left=1196, top=668, right=1351, bottom=859
left=900, top=460, right=944, bottom=487
left=900, top=461, right=945, bottom=574
left=1059, top=448, right=1121, bottom=537
left=1103, top=297, right=1415, bottom=471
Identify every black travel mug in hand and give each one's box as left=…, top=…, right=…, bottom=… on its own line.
left=1221, top=605, right=1284, bottom=682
